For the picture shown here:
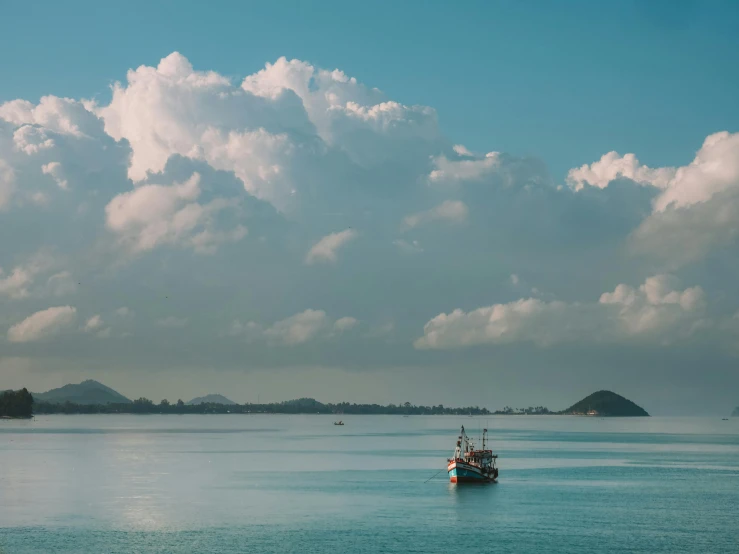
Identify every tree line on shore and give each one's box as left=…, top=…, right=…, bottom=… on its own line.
left=32, top=397, right=497, bottom=415
left=0, top=389, right=34, bottom=418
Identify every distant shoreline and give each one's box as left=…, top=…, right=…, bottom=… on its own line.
left=20, top=410, right=646, bottom=418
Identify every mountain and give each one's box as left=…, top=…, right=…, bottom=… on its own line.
left=559, top=390, right=649, bottom=417
left=186, top=394, right=237, bottom=406
left=33, top=380, right=131, bottom=405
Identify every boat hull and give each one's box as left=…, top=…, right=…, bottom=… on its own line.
left=447, top=461, right=495, bottom=483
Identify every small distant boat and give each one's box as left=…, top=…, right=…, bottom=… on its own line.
left=722, top=418, right=729, bottom=421
left=333, top=421, right=344, bottom=426
left=447, top=426, right=498, bottom=483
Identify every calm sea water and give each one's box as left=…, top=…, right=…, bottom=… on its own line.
left=1, top=414, right=738, bottom=553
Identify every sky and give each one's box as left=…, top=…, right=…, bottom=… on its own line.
left=1, top=0, right=739, bottom=415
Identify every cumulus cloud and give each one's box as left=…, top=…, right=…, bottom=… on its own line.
left=402, top=200, right=468, bottom=230
left=1, top=51, right=738, bottom=397
left=569, top=132, right=739, bottom=207
left=41, top=161, right=68, bottom=190
left=241, top=56, right=440, bottom=166
left=8, top=306, right=77, bottom=343
left=93, top=53, right=440, bottom=213
left=415, top=275, right=706, bottom=349
left=652, top=132, right=739, bottom=212
left=305, top=228, right=357, bottom=264
left=570, top=131, right=739, bottom=265
left=0, top=265, right=34, bottom=299
left=84, top=315, right=104, bottom=331
left=231, top=309, right=357, bottom=346
left=105, top=172, right=246, bottom=253
left=0, top=252, right=57, bottom=299
left=429, top=150, right=501, bottom=184
left=333, top=316, right=359, bottom=332
left=567, top=151, right=675, bottom=191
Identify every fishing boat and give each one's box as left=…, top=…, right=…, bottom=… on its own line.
left=447, top=425, right=498, bottom=483
left=333, top=420, right=344, bottom=425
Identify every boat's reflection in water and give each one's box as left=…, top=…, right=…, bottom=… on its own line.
left=447, top=479, right=500, bottom=501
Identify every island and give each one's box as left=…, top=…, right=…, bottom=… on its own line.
left=0, top=388, right=34, bottom=418
left=187, top=394, right=237, bottom=406
left=558, top=390, right=649, bottom=417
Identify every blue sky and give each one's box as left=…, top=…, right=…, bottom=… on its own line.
left=1, top=1, right=739, bottom=414
left=3, top=0, right=738, bottom=180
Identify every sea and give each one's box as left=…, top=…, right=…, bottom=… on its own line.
left=1, top=414, right=738, bottom=553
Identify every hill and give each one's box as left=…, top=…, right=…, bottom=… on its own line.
left=33, top=380, right=131, bottom=405
left=560, top=390, right=649, bottom=417
left=186, top=394, right=237, bottom=406
left=732, top=406, right=739, bottom=417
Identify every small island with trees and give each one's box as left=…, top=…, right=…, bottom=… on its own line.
left=558, top=390, right=649, bottom=417
left=0, top=388, right=34, bottom=419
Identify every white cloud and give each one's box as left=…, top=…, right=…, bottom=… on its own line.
left=429, top=151, right=500, bottom=184
left=0, top=253, right=57, bottom=299
left=452, top=144, right=474, bottom=157
left=415, top=275, right=705, bottom=349
left=105, top=172, right=245, bottom=253
left=263, top=309, right=329, bottom=345
left=42, top=161, right=68, bottom=190
left=652, top=131, right=739, bottom=212
left=510, top=274, right=520, bottom=286
left=115, top=307, right=133, bottom=318
left=84, top=315, right=104, bottom=332
left=8, top=306, right=77, bottom=343
left=571, top=131, right=739, bottom=265
left=231, top=309, right=357, bottom=346
left=568, top=133, right=739, bottom=206
left=403, top=200, right=468, bottom=230
left=12, top=126, right=55, bottom=155
left=92, top=53, right=442, bottom=213
left=0, top=96, right=102, bottom=137
left=567, top=151, right=675, bottom=191
left=333, top=316, right=359, bottom=332
left=305, top=228, right=357, bottom=264
left=157, top=316, right=189, bottom=328
left=241, top=56, right=440, bottom=166
left=0, top=265, right=34, bottom=299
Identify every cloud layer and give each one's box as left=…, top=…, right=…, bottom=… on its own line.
left=1, top=52, right=738, bottom=413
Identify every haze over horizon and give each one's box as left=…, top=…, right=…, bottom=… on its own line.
left=2, top=1, right=739, bottom=416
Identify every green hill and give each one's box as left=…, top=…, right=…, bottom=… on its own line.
left=33, top=380, right=131, bottom=405
left=186, top=394, right=237, bottom=406
left=560, top=390, right=649, bottom=417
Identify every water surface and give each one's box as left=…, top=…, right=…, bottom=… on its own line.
left=1, top=415, right=738, bottom=553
